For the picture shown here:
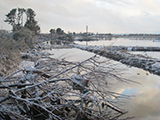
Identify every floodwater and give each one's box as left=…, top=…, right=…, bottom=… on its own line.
left=130, top=51, right=160, bottom=60
left=44, top=39, right=160, bottom=120
left=75, top=38, right=160, bottom=60
left=75, top=38, right=160, bottom=47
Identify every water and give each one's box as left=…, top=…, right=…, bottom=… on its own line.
left=75, top=38, right=160, bottom=47
left=130, top=51, right=160, bottom=60
left=44, top=46, right=160, bottom=120
left=75, top=38, right=160, bottom=61
left=45, top=48, right=95, bottom=62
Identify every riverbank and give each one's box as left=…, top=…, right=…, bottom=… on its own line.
left=71, top=44, right=160, bottom=76
left=1, top=44, right=131, bottom=120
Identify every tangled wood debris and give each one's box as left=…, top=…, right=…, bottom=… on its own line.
left=0, top=55, right=132, bottom=120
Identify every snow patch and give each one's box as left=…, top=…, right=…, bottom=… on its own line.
left=127, top=47, right=132, bottom=51
left=20, top=61, right=34, bottom=69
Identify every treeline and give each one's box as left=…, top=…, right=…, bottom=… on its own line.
left=0, top=8, right=40, bottom=76
left=49, top=28, right=65, bottom=35
left=4, top=8, right=40, bottom=35
left=3, top=8, right=39, bottom=48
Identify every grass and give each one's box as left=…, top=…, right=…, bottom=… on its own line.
left=0, top=28, right=36, bottom=76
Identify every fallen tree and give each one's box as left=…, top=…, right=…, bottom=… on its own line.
left=0, top=55, right=134, bottom=120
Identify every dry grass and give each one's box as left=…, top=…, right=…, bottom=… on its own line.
left=13, top=27, right=36, bottom=49
left=0, top=28, right=36, bottom=76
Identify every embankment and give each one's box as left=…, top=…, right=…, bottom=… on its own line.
left=71, top=44, right=160, bottom=76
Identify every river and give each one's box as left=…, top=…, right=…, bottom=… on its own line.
left=44, top=38, right=160, bottom=120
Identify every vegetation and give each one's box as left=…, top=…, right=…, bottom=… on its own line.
left=56, top=28, right=64, bottom=35
left=0, top=55, right=131, bottom=120
left=0, top=7, right=137, bottom=120
left=24, top=8, right=40, bottom=35
left=0, top=28, right=38, bottom=76
left=13, top=27, right=36, bottom=49
left=4, top=8, right=40, bottom=35
left=1, top=7, right=39, bottom=76
left=49, top=27, right=65, bottom=35
left=0, top=30, right=20, bottom=76
left=49, top=29, right=56, bottom=34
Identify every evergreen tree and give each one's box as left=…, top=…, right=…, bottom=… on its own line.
left=56, top=28, right=62, bottom=35
left=49, top=29, right=56, bottom=34
left=4, top=8, right=40, bottom=34
left=4, top=8, right=17, bottom=31
left=24, top=8, right=40, bottom=34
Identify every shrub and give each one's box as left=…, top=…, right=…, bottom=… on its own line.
left=0, top=34, right=20, bottom=76
left=0, top=28, right=36, bottom=76
left=13, top=27, right=36, bottom=49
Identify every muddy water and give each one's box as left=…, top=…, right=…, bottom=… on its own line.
left=44, top=47, right=160, bottom=120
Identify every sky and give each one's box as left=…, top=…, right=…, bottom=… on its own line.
left=1, top=0, right=160, bottom=34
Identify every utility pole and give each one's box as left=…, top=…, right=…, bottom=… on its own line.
left=86, top=25, right=88, bottom=34
left=86, top=25, right=88, bottom=45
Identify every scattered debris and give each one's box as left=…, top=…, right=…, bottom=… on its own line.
left=0, top=54, right=131, bottom=120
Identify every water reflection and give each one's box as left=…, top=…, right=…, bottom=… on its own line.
left=44, top=48, right=160, bottom=120
left=130, top=51, right=160, bottom=60
left=111, top=66, right=160, bottom=120
left=45, top=48, right=95, bottom=62
left=75, top=38, right=160, bottom=47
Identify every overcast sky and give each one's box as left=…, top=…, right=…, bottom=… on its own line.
left=1, top=0, right=160, bottom=34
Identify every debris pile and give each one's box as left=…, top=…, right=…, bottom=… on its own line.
left=0, top=55, right=131, bottom=120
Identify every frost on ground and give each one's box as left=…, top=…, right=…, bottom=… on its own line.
left=0, top=31, right=20, bottom=76
left=0, top=28, right=37, bottom=77
left=0, top=52, right=135, bottom=120
left=71, top=44, right=160, bottom=76
left=20, top=61, right=35, bottom=69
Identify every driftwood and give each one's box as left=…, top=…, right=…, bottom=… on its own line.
left=0, top=55, right=132, bottom=120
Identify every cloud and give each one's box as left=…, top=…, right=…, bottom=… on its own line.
left=1, top=0, right=160, bottom=33
left=139, top=0, right=159, bottom=11
left=96, top=0, right=130, bottom=5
